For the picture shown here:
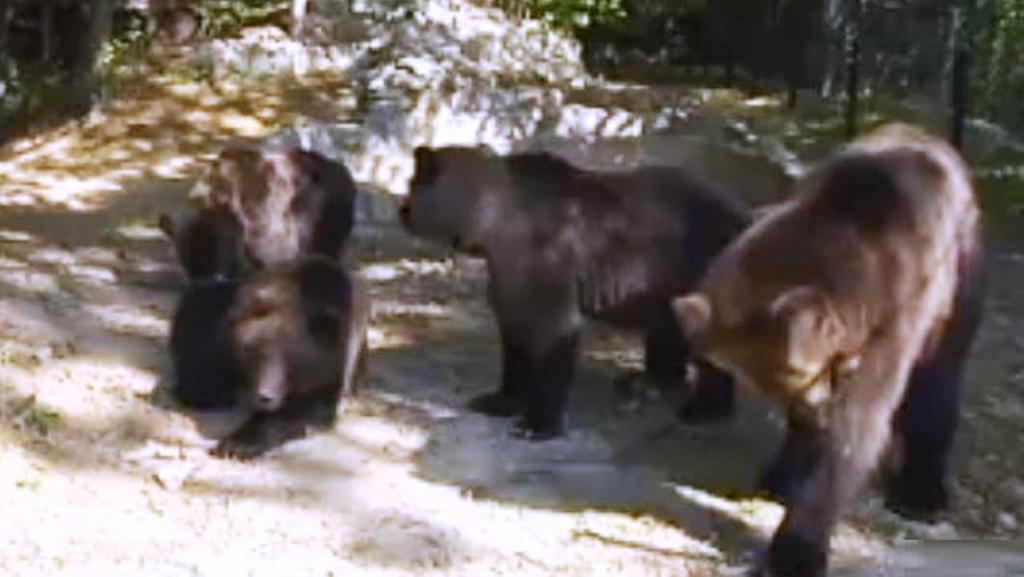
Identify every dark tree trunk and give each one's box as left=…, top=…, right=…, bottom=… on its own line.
left=0, top=0, right=12, bottom=54
left=844, top=0, right=862, bottom=139
left=951, top=2, right=974, bottom=151
left=41, top=1, right=54, bottom=63
left=786, top=0, right=812, bottom=108
left=68, top=0, right=113, bottom=117
left=821, top=0, right=844, bottom=97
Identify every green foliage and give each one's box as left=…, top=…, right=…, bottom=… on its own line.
left=202, top=0, right=287, bottom=38
left=973, top=0, right=1024, bottom=132
left=102, top=10, right=152, bottom=79
left=10, top=394, right=60, bottom=437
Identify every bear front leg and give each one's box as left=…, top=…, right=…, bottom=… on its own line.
left=211, top=409, right=309, bottom=460
left=760, top=332, right=910, bottom=577
left=887, top=258, right=982, bottom=521
left=513, top=330, right=580, bottom=441
left=645, top=310, right=735, bottom=422
left=468, top=325, right=529, bottom=417
left=756, top=413, right=823, bottom=506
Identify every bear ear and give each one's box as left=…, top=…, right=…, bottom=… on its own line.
left=770, top=286, right=845, bottom=365
left=413, top=146, right=435, bottom=168
left=672, top=293, right=713, bottom=343
left=412, top=146, right=440, bottom=184
left=157, top=212, right=178, bottom=239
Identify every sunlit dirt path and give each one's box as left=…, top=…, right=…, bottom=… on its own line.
left=0, top=50, right=1022, bottom=577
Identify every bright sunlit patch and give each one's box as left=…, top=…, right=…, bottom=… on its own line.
left=150, top=155, right=199, bottom=179
left=22, top=357, right=160, bottom=416
left=669, top=484, right=782, bottom=536
left=367, top=326, right=417, bottom=351
left=27, top=247, right=76, bottom=267
left=369, top=391, right=460, bottom=420
left=0, top=230, right=36, bottom=243
left=217, top=112, right=267, bottom=136
left=743, top=96, right=780, bottom=108
left=66, top=264, right=117, bottom=285
left=359, top=259, right=455, bottom=281
left=0, top=269, right=60, bottom=294
left=374, top=301, right=452, bottom=319
left=81, top=303, right=168, bottom=339
left=573, top=510, right=723, bottom=560
left=339, top=414, right=429, bottom=458
left=112, top=222, right=165, bottom=241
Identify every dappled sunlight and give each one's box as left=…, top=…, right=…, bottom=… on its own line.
left=81, top=302, right=168, bottom=340
left=0, top=0, right=1020, bottom=573
left=361, top=258, right=457, bottom=282
left=368, top=326, right=419, bottom=351
left=0, top=62, right=358, bottom=212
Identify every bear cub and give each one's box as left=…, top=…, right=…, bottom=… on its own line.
left=212, top=255, right=370, bottom=459
left=188, top=144, right=358, bottom=267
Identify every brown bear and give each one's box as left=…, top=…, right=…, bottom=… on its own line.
left=189, top=144, right=358, bottom=267
left=211, top=255, right=370, bottom=459
left=400, top=146, right=751, bottom=440
left=159, top=207, right=248, bottom=281
left=672, top=123, right=985, bottom=577
left=160, top=208, right=247, bottom=409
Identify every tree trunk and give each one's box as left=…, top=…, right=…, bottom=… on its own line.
left=41, top=1, right=54, bottom=63
left=786, top=0, right=811, bottom=108
left=69, top=0, right=113, bottom=117
left=951, top=2, right=974, bottom=151
left=821, top=0, right=844, bottom=97
left=844, top=0, right=862, bottom=139
left=0, top=0, right=12, bottom=55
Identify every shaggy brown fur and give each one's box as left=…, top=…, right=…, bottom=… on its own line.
left=212, top=255, right=370, bottom=460
left=401, top=145, right=750, bottom=439
left=673, top=123, right=985, bottom=577
left=190, top=145, right=357, bottom=267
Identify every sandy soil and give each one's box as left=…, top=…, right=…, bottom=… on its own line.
left=0, top=4, right=1022, bottom=575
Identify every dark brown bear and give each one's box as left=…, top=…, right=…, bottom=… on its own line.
left=160, top=208, right=247, bottom=409
left=400, top=146, right=751, bottom=440
left=211, top=255, right=370, bottom=459
left=159, top=207, right=248, bottom=281
left=672, top=123, right=985, bottom=577
left=189, top=145, right=358, bottom=267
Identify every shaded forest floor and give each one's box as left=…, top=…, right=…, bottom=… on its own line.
left=1, top=7, right=1024, bottom=576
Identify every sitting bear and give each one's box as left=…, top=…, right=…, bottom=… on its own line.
left=400, top=146, right=751, bottom=439
left=188, top=144, right=358, bottom=267
left=672, top=123, right=985, bottom=577
left=211, top=255, right=370, bottom=459
left=159, top=207, right=248, bottom=281
left=160, top=208, right=247, bottom=409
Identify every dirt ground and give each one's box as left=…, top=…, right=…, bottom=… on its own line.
left=1, top=52, right=1023, bottom=577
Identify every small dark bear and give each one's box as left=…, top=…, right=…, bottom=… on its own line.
left=159, top=208, right=247, bottom=409
left=189, top=145, right=358, bottom=267
left=400, top=146, right=751, bottom=440
left=672, top=123, right=985, bottom=577
left=167, top=278, right=244, bottom=409
left=212, top=255, right=370, bottom=460
left=159, top=207, right=248, bottom=281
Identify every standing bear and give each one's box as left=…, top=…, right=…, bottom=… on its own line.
left=672, top=123, right=985, bottom=577
left=400, top=146, right=751, bottom=439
